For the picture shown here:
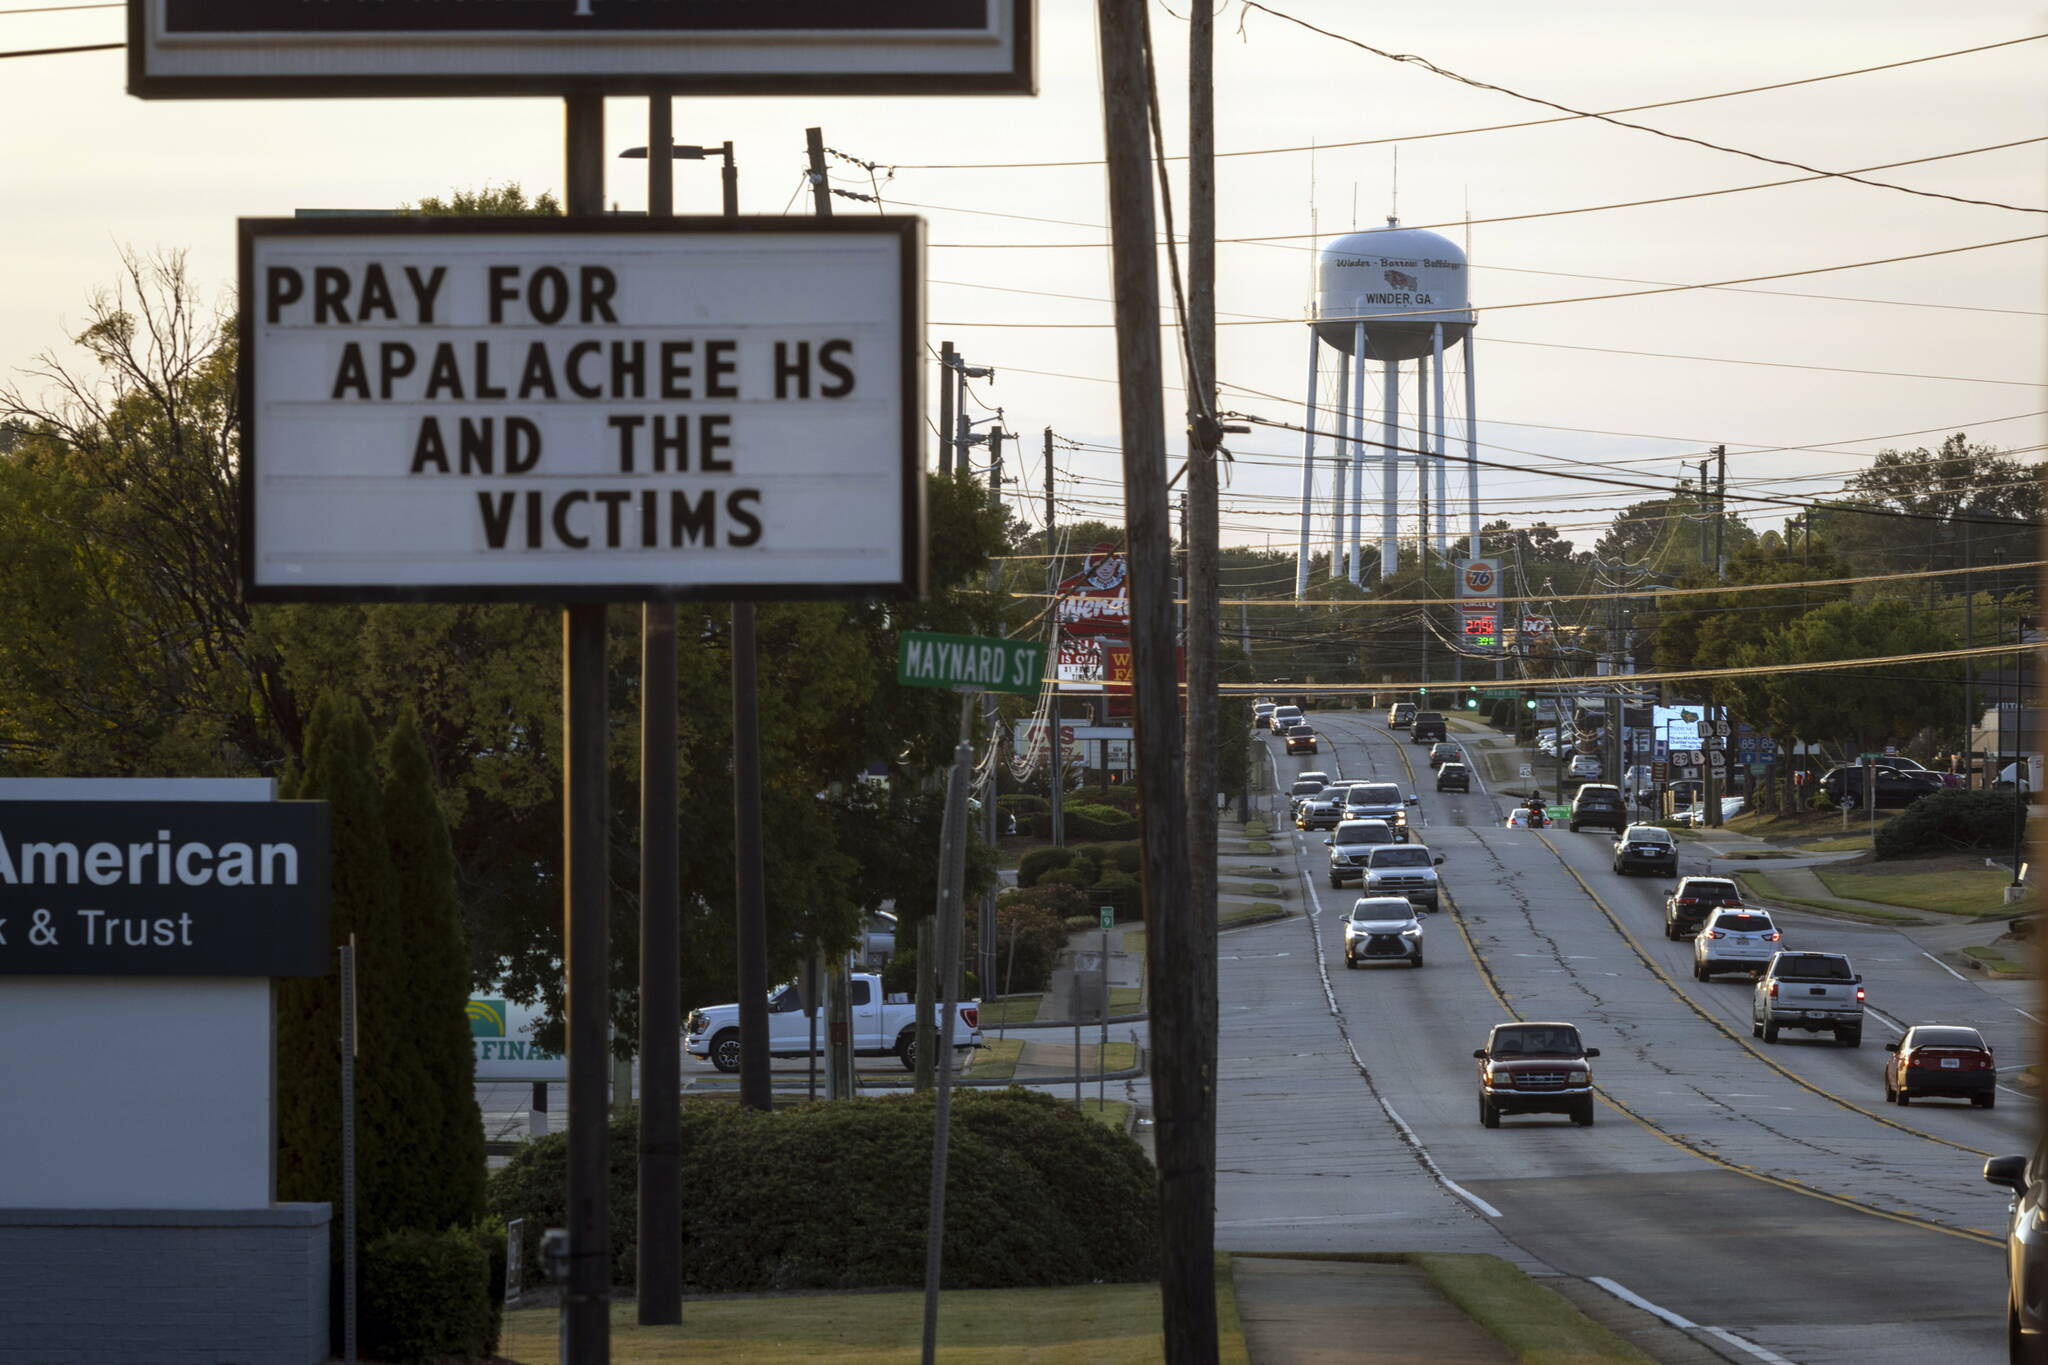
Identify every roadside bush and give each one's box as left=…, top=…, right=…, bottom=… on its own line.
left=1035, top=866, right=1092, bottom=891
left=1065, top=803, right=1137, bottom=841
left=487, top=1092, right=1159, bottom=1292
left=983, top=887, right=1077, bottom=993
left=879, top=943, right=978, bottom=1001
left=1017, top=845, right=1077, bottom=888
left=1875, top=788, right=2022, bottom=860
left=999, top=794, right=1049, bottom=815
left=360, top=1227, right=495, bottom=1364
left=1070, top=785, right=1139, bottom=812
left=1099, top=840, right=1142, bottom=874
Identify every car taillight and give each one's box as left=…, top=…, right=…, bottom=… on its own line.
left=961, top=1007, right=979, bottom=1030
left=1707, top=929, right=1725, bottom=939
left=1763, top=931, right=1781, bottom=942
left=1855, top=987, right=1866, bottom=1002
left=1678, top=898, right=1697, bottom=906
left=1767, top=981, right=1778, bottom=997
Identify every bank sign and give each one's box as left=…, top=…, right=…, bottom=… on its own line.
left=131, top=0, right=1034, bottom=98
left=240, top=218, right=923, bottom=604
left=0, top=801, right=330, bottom=975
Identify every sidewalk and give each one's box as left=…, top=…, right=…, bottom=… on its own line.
left=1232, top=1259, right=1512, bottom=1365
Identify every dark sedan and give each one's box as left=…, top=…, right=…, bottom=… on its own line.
left=1611, top=825, right=1678, bottom=877
left=1887, top=1025, right=1997, bottom=1108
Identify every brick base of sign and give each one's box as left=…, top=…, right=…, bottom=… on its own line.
left=0, top=1204, right=329, bottom=1365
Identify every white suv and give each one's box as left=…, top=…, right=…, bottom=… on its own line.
left=1343, top=896, right=1424, bottom=969
left=1693, top=907, right=1781, bottom=981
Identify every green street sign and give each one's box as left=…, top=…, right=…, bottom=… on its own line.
left=1100, top=906, right=1115, bottom=930
left=897, top=631, right=1046, bottom=696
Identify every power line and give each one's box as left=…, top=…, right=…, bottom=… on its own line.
left=876, top=31, right=2048, bottom=170
left=0, top=40, right=116, bottom=57
left=1236, top=1, right=2046, bottom=215
left=0, top=1, right=120, bottom=13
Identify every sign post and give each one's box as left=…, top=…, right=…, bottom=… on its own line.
left=1099, top=905, right=1113, bottom=1108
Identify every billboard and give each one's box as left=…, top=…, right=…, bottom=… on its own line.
left=1055, top=545, right=1130, bottom=638
left=132, top=0, right=1035, bottom=98
left=240, top=217, right=923, bottom=603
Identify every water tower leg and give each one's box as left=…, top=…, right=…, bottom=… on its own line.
left=1380, top=356, right=1400, bottom=577
left=1295, top=330, right=1318, bottom=599
left=1432, top=324, right=1449, bottom=562
left=1331, top=348, right=1350, bottom=582
left=1350, top=321, right=1368, bottom=586
left=1417, top=349, right=1431, bottom=570
left=1464, top=340, right=1480, bottom=559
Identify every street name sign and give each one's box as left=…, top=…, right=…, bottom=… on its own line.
left=241, top=218, right=924, bottom=603
left=0, top=800, right=330, bottom=975
left=898, top=632, right=1046, bottom=695
left=132, top=0, right=1034, bottom=98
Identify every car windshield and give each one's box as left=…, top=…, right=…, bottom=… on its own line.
left=1775, top=954, right=1852, bottom=980
left=1353, top=785, right=1400, bottom=805
left=1715, top=914, right=1773, bottom=933
left=1682, top=881, right=1738, bottom=899
left=1909, top=1027, right=1986, bottom=1050
left=1626, top=831, right=1671, bottom=846
left=1334, top=824, right=1389, bottom=845
left=1371, top=848, right=1432, bottom=867
left=1291, top=781, right=1324, bottom=795
left=1440, top=764, right=1467, bottom=775
left=1490, top=1026, right=1581, bottom=1057
left=1351, top=903, right=1412, bottom=923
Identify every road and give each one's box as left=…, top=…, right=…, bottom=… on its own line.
left=1223, top=707, right=2023, bottom=1364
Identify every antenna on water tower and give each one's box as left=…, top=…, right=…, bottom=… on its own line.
left=1390, top=145, right=1399, bottom=222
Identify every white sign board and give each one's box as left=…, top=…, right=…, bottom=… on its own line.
left=1666, top=721, right=1701, bottom=750
left=241, top=219, right=922, bottom=602
left=133, top=0, right=1034, bottom=98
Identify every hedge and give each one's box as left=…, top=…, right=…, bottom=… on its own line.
left=999, top=793, right=1050, bottom=815
left=1874, top=788, right=2023, bottom=860
left=1066, top=803, right=1137, bottom=841
left=1017, top=845, right=1077, bottom=888
left=487, top=1091, right=1160, bottom=1293
left=360, top=1225, right=499, bottom=1363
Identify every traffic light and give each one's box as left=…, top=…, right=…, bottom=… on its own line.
left=1524, top=698, right=1538, bottom=710
left=1464, top=694, right=1479, bottom=710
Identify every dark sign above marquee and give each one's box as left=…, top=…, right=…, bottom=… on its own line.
left=131, top=0, right=1034, bottom=98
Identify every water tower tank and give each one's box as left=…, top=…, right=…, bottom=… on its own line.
left=1316, top=222, right=1474, bottom=359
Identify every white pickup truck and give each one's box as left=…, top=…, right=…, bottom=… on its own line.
left=1753, top=951, right=1864, bottom=1047
left=686, top=974, right=981, bottom=1074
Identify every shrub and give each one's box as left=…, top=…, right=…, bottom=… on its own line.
left=487, top=1092, right=1159, bottom=1292
left=1035, top=866, right=1091, bottom=891
left=1065, top=803, right=1137, bottom=841
left=1070, top=785, right=1139, bottom=813
left=982, top=888, right=1077, bottom=993
left=880, top=942, right=978, bottom=1001
left=360, top=1227, right=495, bottom=1364
left=1017, top=845, right=1077, bottom=888
left=1875, top=788, right=2022, bottom=860
left=999, top=793, right=1049, bottom=815
left=1098, top=841, right=1142, bottom=874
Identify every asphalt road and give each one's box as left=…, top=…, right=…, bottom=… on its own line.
left=1236, top=708, right=2020, bottom=1365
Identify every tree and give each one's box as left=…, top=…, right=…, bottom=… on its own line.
left=379, top=706, right=488, bottom=1233
left=1748, top=600, right=1958, bottom=755
left=1820, top=435, right=2040, bottom=601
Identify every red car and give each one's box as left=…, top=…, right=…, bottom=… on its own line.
left=1885, top=1025, right=1996, bottom=1108
left=1475, top=1021, right=1599, bottom=1128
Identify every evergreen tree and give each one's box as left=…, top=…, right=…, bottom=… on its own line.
left=380, top=705, right=488, bottom=1233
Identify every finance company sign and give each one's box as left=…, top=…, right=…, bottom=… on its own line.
left=133, top=0, right=1034, bottom=98
left=0, top=800, right=330, bottom=975
left=240, top=218, right=923, bottom=603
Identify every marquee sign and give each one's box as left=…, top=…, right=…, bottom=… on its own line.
left=240, top=217, right=923, bottom=603
left=0, top=801, right=330, bottom=976
left=131, top=0, right=1034, bottom=98
left=1055, top=546, right=1130, bottom=638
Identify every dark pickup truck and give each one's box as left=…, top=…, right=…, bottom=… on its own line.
left=1410, top=711, right=1448, bottom=743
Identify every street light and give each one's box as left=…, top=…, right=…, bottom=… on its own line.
left=619, top=138, right=738, bottom=218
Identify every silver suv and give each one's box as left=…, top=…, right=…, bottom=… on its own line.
left=1343, top=896, right=1424, bottom=968
left=1692, top=907, right=1780, bottom=981
left=1327, top=819, right=1398, bottom=888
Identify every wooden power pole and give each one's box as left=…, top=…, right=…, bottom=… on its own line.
left=1095, top=1, right=1214, bottom=1358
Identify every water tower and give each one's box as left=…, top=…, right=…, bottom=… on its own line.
left=1292, top=220, right=1479, bottom=595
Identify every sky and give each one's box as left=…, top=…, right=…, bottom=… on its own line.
left=5, top=0, right=2044, bottom=560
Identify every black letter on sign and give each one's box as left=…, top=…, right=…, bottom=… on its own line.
left=671, top=489, right=716, bottom=547
left=580, top=266, right=619, bottom=323
left=773, top=341, right=810, bottom=399
left=379, top=343, right=417, bottom=400
left=313, top=266, right=351, bottom=324
left=411, top=417, right=450, bottom=474
left=488, top=266, right=520, bottom=323
left=331, top=343, right=369, bottom=400
left=266, top=267, right=303, bottom=324
left=506, top=417, right=542, bottom=474
left=726, top=490, right=763, bottom=547
left=478, top=491, right=517, bottom=549
left=552, top=491, right=590, bottom=549
left=819, top=340, right=855, bottom=398
left=699, top=414, right=733, bottom=473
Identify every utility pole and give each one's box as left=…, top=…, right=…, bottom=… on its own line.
left=938, top=341, right=957, bottom=475
left=981, top=425, right=1006, bottom=1028
left=1963, top=506, right=1975, bottom=784
left=636, top=93, right=682, bottom=1330
left=1046, top=427, right=1065, bottom=847
left=1097, top=2, right=1211, bottom=1358
left=1705, top=445, right=1727, bottom=827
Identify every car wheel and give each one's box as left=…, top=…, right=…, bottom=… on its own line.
left=1751, top=1018, right=1763, bottom=1039
left=1762, top=1020, right=1780, bottom=1043
left=1840, top=1028, right=1861, bottom=1049
left=1344, top=955, right=1357, bottom=970
left=1896, top=1089, right=1910, bottom=1106
left=1412, top=952, right=1425, bottom=969
left=1572, top=1098, right=1594, bottom=1127
left=1884, top=1078, right=1895, bottom=1103
left=1329, top=874, right=1343, bottom=889
left=1976, top=1092, right=1996, bottom=1110
left=1663, top=919, right=1677, bottom=940
left=1693, top=962, right=1707, bottom=981
left=1480, top=1097, right=1500, bottom=1129
left=1568, top=822, right=1580, bottom=832
left=710, top=1030, right=742, bottom=1074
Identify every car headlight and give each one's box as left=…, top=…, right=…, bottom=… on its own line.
left=1400, top=927, right=1423, bottom=938
left=1567, top=1069, right=1588, bottom=1084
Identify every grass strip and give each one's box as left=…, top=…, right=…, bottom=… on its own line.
left=962, top=1038, right=1023, bottom=1081
left=1076, top=1097, right=1131, bottom=1132
left=1230, top=1252, right=1651, bottom=1365
left=1219, top=904, right=1290, bottom=930
left=976, top=995, right=1043, bottom=1027
left=1963, top=944, right=2029, bottom=977
left=1245, top=820, right=1270, bottom=837
left=1246, top=840, right=1276, bottom=855
left=1737, top=870, right=1923, bottom=925
left=1815, top=864, right=2014, bottom=917
left=1415, top=1253, right=1657, bottom=1365
left=501, top=1274, right=1248, bottom=1364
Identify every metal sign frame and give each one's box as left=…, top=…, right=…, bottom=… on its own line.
left=238, top=215, right=926, bottom=605
left=131, top=0, right=1035, bottom=99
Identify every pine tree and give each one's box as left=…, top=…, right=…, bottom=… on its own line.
left=380, top=705, right=487, bottom=1231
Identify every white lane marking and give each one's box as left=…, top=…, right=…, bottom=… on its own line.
left=1864, top=1005, right=1907, bottom=1035
left=1921, top=950, right=1970, bottom=983
left=1589, top=1278, right=1798, bottom=1365
left=1381, top=1097, right=1504, bottom=1218
left=2018, top=1008, right=2046, bottom=1026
